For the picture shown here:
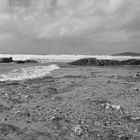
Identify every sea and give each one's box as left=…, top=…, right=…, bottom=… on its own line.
left=0, top=54, right=140, bottom=81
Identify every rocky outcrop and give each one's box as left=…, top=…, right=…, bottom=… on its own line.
left=68, top=58, right=140, bottom=66
left=0, top=57, right=13, bottom=63
left=0, top=57, right=38, bottom=64
left=120, top=59, right=140, bottom=65
left=15, top=59, right=38, bottom=64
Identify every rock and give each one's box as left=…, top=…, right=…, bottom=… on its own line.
left=121, top=59, right=140, bottom=65
left=132, top=72, right=140, bottom=78
left=16, top=60, right=26, bottom=64
left=105, top=103, right=111, bottom=109
left=68, top=58, right=140, bottom=66
left=105, top=103, right=121, bottom=110
left=16, top=59, right=38, bottom=64
left=49, top=116, right=63, bottom=122
left=133, top=87, right=139, bottom=91
left=0, top=57, right=13, bottom=63
left=0, top=57, right=38, bottom=64
left=110, top=104, right=121, bottom=110
left=74, top=125, right=83, bottom=136
left=68, top=58, right=99, bottom=66
left=94, top=121, right=102, bottom=127
left=107, top=80, right=111, bottom=83
left=123, top=115, right=140, bottom=123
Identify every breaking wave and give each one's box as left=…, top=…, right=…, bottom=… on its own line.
left=0, top=64, right=59, bottom=81
left=0, top=54, right=140, bottom=63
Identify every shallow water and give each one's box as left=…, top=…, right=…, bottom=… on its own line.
left=0, top=63, right=59, bottom=81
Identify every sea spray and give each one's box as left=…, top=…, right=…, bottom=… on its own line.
left=0, top=64, right=60, bottom=81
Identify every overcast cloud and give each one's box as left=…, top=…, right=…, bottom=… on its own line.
left=0, top=0, right=139, bottom=54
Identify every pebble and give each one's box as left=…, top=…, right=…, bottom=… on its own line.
left=111, top=104, right=121, bottom=110
left=133, top=88, right=139, bottom=91
left=74, top=125, right=83, bottom=136
left=104, top=102, right=121, bottom=110
left=132, top=72, right=140, bottom=78
left=95, top=121, right=101, bottom=127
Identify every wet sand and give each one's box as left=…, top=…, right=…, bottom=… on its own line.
left=0, top=64, right=140, bottom=140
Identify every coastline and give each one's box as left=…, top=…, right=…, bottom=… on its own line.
left=0, top=64, right=140, bottom=139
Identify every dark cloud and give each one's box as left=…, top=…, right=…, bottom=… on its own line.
left=0, top=0, right=139, bottom=54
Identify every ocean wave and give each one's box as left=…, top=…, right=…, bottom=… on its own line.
left=0, top=54, right=140, bottom=63
left=0, top=64, right=59, bottom=81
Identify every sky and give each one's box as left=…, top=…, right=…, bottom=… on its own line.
left=0, top=0, right=139, bottom=55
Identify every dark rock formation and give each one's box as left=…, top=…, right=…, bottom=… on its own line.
left=0, top=57, right=13, bottom=63
left=120, top=59, right=140, bottom=65
left=68, top=58, right=140, bottom=66
left=69, top=58, right=98, bottom=66
left=15, top=59, right=38, bottom=64
left=0, top=57, right=38, bottom=64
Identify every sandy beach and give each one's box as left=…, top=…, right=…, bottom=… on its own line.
left=0, top=64, right=140, bottom=139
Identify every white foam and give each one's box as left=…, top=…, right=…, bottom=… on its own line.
left=0, top=64, right=60, bottom=81
left=0, top=54, right=140, bottom=63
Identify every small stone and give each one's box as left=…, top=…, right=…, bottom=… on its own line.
left=86, top=97, right=90, bottom=100
left=130, top=116, right=140, bottom=121
left=74, top=125, right=83, bottom=136
left=24, top=95, right=29, bottom=98
left=133, top=87, right=139, bottom=91
left=105, top=103, right=111, bottom=109
left=111, top=104, right=121, bottom=110
left=108, top=80, right=111, bottom=83
left=49, top=116, right=55, bottom=120
left=132, top=72, right=140, bottom=78
left=94, top=121, right=101, bottom=127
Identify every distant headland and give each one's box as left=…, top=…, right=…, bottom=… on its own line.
left=112, top=52, right=140, bottom=56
